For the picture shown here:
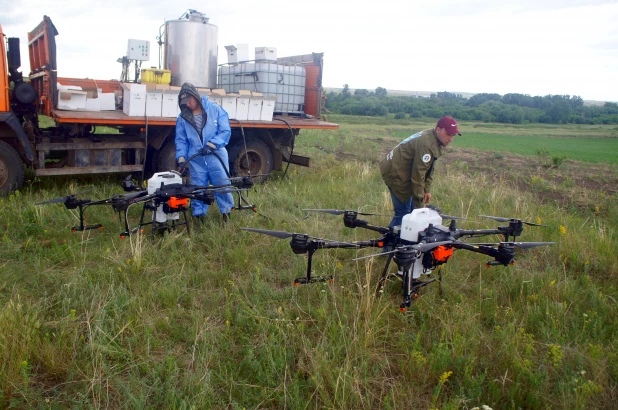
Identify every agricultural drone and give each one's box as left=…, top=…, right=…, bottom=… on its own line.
left=36, top=147, right=262, bottom=238
left=242, top=206, right=555, bottom=311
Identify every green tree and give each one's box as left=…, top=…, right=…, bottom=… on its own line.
left=341, top=84, right=351, bottom=99
left=375, top=87, right=387, bottom=97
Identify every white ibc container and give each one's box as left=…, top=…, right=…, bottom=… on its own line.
left=217, top=61, right=305, bottom=114
left=399, top=208, right=443, bottom=242
left=147, top=171, right=183, bottom=223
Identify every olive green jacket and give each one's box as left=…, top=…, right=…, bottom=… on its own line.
left=379, top=128, right=445, bottom=208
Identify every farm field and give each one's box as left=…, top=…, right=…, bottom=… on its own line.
left=1, top=116, right=617, bottom=409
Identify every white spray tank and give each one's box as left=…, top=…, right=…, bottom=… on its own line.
left=399, top=208, right=443, bottom=278
left=147, top=171, right=183, bottom=223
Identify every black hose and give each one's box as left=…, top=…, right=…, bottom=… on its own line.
left=273, top=118, right=294, bottom=180
left=141, top=115, right=149, bottom=185
left=231, top=119, right=251, bottom=177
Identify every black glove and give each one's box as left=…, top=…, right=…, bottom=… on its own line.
left=177, top=161, right=189, bottom=177
left=200, top=142, right=217, bottom=156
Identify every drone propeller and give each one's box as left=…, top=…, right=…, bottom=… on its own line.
left=439, top=213, right=467, bottom=221
left=223, top=174, right=269, bottom=181
left=241, top=227, right=361, bottom=247
left=510, top=241, right=555, bottom=249
left=241, top=227, right=296, bottom=239
left=302, top=209, right=386, bottom=217
left=35, top=188, right=94, bottom=205
left=467, top=241, right=555, bottom=249
left=352, top=240, right=452, bottom=261
left=479, top=214, right=549, bottom=227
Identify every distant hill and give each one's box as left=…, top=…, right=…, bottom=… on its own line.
left=323, top=87, right=607, bottom=107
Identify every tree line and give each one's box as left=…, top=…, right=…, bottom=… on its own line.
left=325, top=85, right=618, bottom=125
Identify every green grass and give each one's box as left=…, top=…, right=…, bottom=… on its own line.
left=1, top=117, right=617, bottom=408
left=437, top=133, right=616, bottom=164
left=389, top=123, right=618, bottom=164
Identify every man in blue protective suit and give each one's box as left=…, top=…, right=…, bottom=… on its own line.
left=175, top=83, right=234, bottom=221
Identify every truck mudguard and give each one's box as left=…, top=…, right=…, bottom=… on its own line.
left=0, top=112, right=34, bottom=161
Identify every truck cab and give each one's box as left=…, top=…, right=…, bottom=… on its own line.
left=0, top=22, right=36, bottom=193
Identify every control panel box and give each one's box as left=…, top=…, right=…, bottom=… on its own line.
left=127, top=39, right=150, bottom=61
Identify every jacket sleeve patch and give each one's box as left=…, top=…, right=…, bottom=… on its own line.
left=422, top=153, right=431, bottom=163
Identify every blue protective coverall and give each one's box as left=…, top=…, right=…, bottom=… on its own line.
left=175, top=90, right=235, bottom=216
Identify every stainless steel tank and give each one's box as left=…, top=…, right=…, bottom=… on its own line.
left=164, top=11, right=218, bottom=88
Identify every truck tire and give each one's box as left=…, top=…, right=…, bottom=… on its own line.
left=0, top=140, right=25, bottom=194
left=228, top=137, right=273, bottom=183
left=157, top=139, right=177, bottom=173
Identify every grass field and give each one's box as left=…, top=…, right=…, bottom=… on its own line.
left=385, top=118, right=618, bottom=165
left=1, top=116, right=617, bottom=408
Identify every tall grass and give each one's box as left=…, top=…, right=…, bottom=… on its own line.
left=0, top=118, right=616, bottom=408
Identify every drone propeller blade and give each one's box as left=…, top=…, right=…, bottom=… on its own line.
left=35, top=187, right=94, bottom=205
left=468, top=241, right=555, bottom=248
left=302, top=208, right=386, bottom=216
left=479, top=214, right=507, bottom=222
left=512, top=241, right=555, bottom=249
left=241, top=227, right=295, bottom=239
left=439, top=214, right=467, bottom=220
left=111, top=190, right=147, bottom=201
left=522, top=221, right=550, bottom=227
left=352, top=241, right=452, bottom=261
left=35, top=195, right=71, bottom=205
left=223, top=174, right=269, bottom=181
left=416, top=241, right=453, bottom=252
left=479, top=214, right=549, bottom=227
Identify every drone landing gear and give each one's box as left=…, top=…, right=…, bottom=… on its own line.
left=68, top=200, right=104, bottom=233
left=71, top=223, right=103, bottom=233
left=293, top=276, right=334, bottom=285
left=293, top=248, right=335, bottom=286
left=129, top=200, right=190, bottom=240
left=399, top=277, right=436, bottom=312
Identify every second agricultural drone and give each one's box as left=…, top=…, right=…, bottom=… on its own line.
left=243, top=207, right=554, bottom=311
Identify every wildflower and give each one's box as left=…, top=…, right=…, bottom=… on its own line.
left=439, top=371, right=453, bottom=384
left=559, top=225, right=567, bottom=235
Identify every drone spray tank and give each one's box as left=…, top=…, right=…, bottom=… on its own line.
left=148, top=171, right=183, bottom=223
left=399, top=208, right=443, bottom=278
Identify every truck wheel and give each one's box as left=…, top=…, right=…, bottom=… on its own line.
left=157, top=139, right=177, bottom=173
left=0, top=140, right=25, bottom=194
left=228, top=138, right=273, bottom=183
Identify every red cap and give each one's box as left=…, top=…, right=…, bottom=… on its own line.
left=436, top=116, right=461, bottom=136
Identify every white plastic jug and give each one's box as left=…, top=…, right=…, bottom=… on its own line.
left=147, top=171, right=182, bottom=223
left=400, top=208, right=443, bottom=243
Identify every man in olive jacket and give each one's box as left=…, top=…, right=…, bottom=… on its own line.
left=380, top=116, right=461, bottom=228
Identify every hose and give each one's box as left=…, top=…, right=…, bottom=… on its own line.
left=273, top=118, right=294, bottom=180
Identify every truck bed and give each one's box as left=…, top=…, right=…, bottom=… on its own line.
left=52, top=110, right=339, bottom=130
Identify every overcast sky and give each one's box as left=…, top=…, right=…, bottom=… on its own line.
left=3, top=0, right=617, bottom=102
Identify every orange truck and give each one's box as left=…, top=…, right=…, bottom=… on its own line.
left=0, top=15, right=338, bottom=193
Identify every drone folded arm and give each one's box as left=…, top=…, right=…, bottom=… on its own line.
left=343, top=217, right=390, bottom=234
